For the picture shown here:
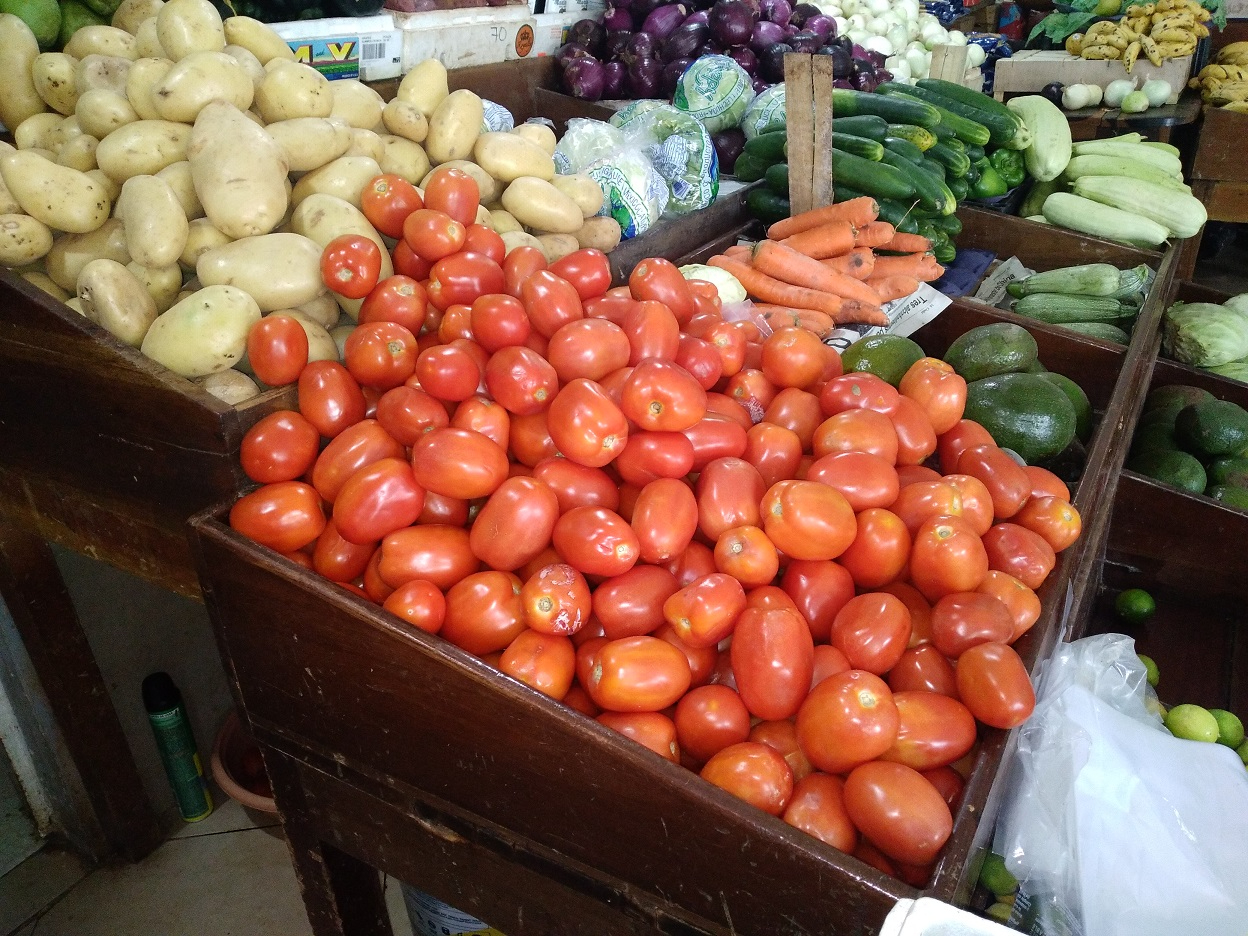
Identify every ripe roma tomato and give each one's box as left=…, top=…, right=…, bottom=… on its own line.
left=298, top=361, right=367, bottom=439
left=982, top=522, right=1057, bottom=590
left=592, top=565, right=679, bottom=639
left=784, top=773, right=858, bottom=853
left=890, top=396, right=938, bottom=467
left=532, top=458, right=619, bottom=513
left=764, top=388, right=824, bottom=450
left=879, top=691, right=978, bottom=772
left=230, top=482, right=325, bottom=553
left=499, top=630, right=576, bottom=700
left=402, top=208, right=465, bottom=263
left=956, top=445, right=1032, bottom=520
left=631, top=478, right=698, bottom=565
left=378, top=525, right=478, bottom=591
left=955, top=641, right=1035, bottom=729
left=937, top=419, right=995, bottom=475
left=780, top=559, right=855, bottom=644
left=805, top=451, right=900, bottom=511
left=929, top=591, right=1014, bottom=658
left=321, top=234, right=382, bottom=299
left=441, top=570, right=526, bottom=656
left=333, top=457, right=425, bottom=544
left=899, top=358, right=966, bottom=435
left=909, top=514, right=990, bottom=603
left=414, top=343, right=482, bottom=403
left=410, top=427, right=509, bottom=500
left=837, top=508, right=910, bottom=590
left=597, top=711, right=680, bottom=762
left=484, top=346, right=559, bottom=417
left=829, top=592, right=912, bottom=675
left=674, top=684, right=751, bottom=763
left=820, top=373, right=901, bottom=417
left=621, top=359, right=708, bottom=431
left=890, top=480, right=963, bottom=536
left=760, top=479, right=857, bottom=561
left=246, top=314, right=308, bottom=387
left=375, top=385, right=448, bottom=446
left=812, top=409, right=899, bottom=463
left=622, top=300, right=681, bottom=365
left=1014, top=495, right=1082, bottom=552
left=552, top=506, right=640, bottom=578
left=761, top=327, right=828, bottom=390
left=713, top=525, right=779, bottom=588
left=730, top=607, right=815, bottom=721
left=977, top=570, right=1042, bottom=643
left=344, top=321, right=417, bottom=390
left=629, top=257, right=694, bottom=323
left=676, top=335, right=723, bottom=391
left=941, top=474, right=995, bottom=537
left=546, top=318, right=631, bottom=383
left=521, top=562, right=590, bottom=636
left=796, top=670, right=899, bottom=775
left=311, top=518, right=376, bottom=583
left=522, top=270, right=584, bottom=338
left=585, top=635, right=692, bottom=712
left=663, top=572, right=747, bottom=648
left=843, top=760, right=952, bottom=866
left=887, top=645, right=959, bottom=698
left=359, top=276, right=428, bottom=335
left=240, top=410, right=320, bottom=484
left=361, top=173, right=423, bottom=238
left=426, top=251, right=505, bottom=311
left=469, top=476, right=559, bottom=571
left=550, top=248, right=612, bottom=301
left=700, top=742, right=794, bottom=816
left=695, top=457, right=766, bottom=540
left=547, top=379, right=629, bottom=468
left=382, top=579, right=446, bottom=634
left=422, top=167, right=480, bottom=226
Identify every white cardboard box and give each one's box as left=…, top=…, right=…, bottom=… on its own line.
left=271, top=14, right=404, bottom=82
left=394, top=6, right=538, bottom=71
left=530, top=11, right=589, bottom=56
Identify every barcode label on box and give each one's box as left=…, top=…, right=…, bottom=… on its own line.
left=361, top=38, right=387, bottom=61
left=287, top=31, right=402, bottom=80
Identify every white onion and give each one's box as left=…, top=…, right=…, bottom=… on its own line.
left=849, top=12, right=868, bottom=28
left=966, top=43, right=986, bottom=67
left=841, top=0, right=859, bottom=14
left=864, top=34, right=894, bottom=56
left=886, top=23, right=909, bottom=51
left=833, top=15, right=850, bottom=33
left=866, top=17, right=887, bottom=33
left=945, top=29, right=967, bottom=45
left=1142, top=78, right=1173, bottom=106
left=866, top=0, right=891, bottom=14
left=1104, top=78, right=1137, bottom=107
left=888, top=57, right=913, bottom=81
left=848, top=28, right=871, bottom=45
left=905, top=46, right=928, bottom=76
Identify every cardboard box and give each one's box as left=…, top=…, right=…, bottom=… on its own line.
left=271, top=14, right=404, bottom=82
left=396, top=6, right=538, bottom=70
left=992, top=49, right=1192, bottom=102
left=530, top=10, right=588, bottom=56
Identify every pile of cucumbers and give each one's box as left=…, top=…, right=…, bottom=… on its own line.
left=1005, top=261, right=1152, bottom=345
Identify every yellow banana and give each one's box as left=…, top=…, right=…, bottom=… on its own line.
left=1153, top=27, right=1198, bottom=42
left=1155, top=0, right=1175, bottom=10
left=1124, top=39, right=1142, bottom=71
left=1081, top=43, right=1123, bottom=59
left=1216, top=41, right=1248, bottom=59
left=1210, top=81, right=1248, bottom=103
left=1086, top=20, right=1118, bottom=39
left=1222, top=100, right=1248, bottom=113
left=1193, top=21, right=1210, bottom=36
left=1119, top=22, right=1141, bottom=41
left=1140, top=33, right=1164, bottom=65
left=1151, top=10, right=1194, bottom=27
left=1156, top=39, right=1198, bottom=57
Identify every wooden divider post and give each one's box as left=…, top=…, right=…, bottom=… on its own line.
left=783, top=52, right=836, bottom=215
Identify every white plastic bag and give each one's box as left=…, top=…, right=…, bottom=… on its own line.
left=993, top=634, right=1248, bottom=936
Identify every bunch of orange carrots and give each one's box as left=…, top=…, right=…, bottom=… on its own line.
left=706, top=196, right=946, bottom=338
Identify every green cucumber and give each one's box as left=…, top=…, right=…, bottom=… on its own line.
left=947, top=175, right=969, bottom=201
left=931, top=121, right=957, bottom=141
left=742, top=130, right=788, bottom=165
left=883, top=136, right=926, bottom=163
left=732, top=151, right=770, bottom=182
left=918, top=156, right=946, bottom=182
left=931, top=213, right=962, bottom=236
left=876, top=83, right=992, bottom=147
left=747, top=187, right=791, bottom=226
left=831, top=147, right=917, bottom=202
left=832, top=115, right=889, bottom=140
left=1062, top=321, right=1130, bottom=344
left=764, top=161, right=789, bottom=196
left=879, top=149, right=950, bottom=215
left=887, top=124, right=938, bottom=151
left=830, top=88, right=943, bottom=129
left=965, top=144, right=986, bottom=163
left=832, top=133, right=886, bottom=161
left=927, top=140, right=972, bottom=177
left=914, top=77, right=1028, bottom=146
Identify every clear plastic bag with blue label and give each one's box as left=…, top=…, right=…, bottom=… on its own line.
left=554, top=117, right=670, bottom=240
left=609, top=101, right=718, bottom=218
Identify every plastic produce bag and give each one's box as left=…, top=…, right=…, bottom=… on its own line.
left=672, top=54, right=756, bottom=135
left=609, top=101, right=718, bottom=217
left=740, top=83, right=787, bottom=140
left=554, top=118, right=669, bottom=240
left=993, top=633, right=1248, bottom=936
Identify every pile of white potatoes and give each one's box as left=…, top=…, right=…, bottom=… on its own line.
left=0, top=0, right=620, bottom=404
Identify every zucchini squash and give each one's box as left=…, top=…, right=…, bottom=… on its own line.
left=1069, top=139, right=1183, bottom=176
left=876, top=83, right=992, bottom=146
left=1070, top=176, right=1207, bottom=239
left=1005, top=95, right=1071, bottom=182
left=1041, top=192, right=1169, bottom=248
left=1062, top=322, right=1131, bottom=343
left=1012, top=293, right=1128, bottom=323
left=913, top=77, right=1032, bottom=148
left=1061, top=154, right=1190, bottom=192
left=1007, top=263, right=1123, bottom=297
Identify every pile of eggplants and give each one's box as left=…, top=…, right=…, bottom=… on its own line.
left=555, top=0, right=889, bottom=103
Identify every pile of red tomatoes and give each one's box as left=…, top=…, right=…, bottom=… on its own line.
left=229, top=167, right=1082, bottom=885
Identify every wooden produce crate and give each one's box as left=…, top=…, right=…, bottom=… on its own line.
left=189, top=276, right=1163, bottom=933
left=993, top=50, right=1192, bottom=102
left=1181, top=106, right=1248, bottom=279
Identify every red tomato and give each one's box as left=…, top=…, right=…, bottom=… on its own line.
left=937, top=419, right=995, bottom=474
left=695, top=456, right=765, bottom=540
left=899, top=358, right=966, bottom=435
left=909, top=514, right=990, bottom=603
left=502, top=246, right=546, bottom=298
left=957, top=445, right=1032, bottom=520
left=760, top=479, right=857, bottom=561
left=344, top=321, right=417, bottom=390
left=522, top=270, right=584, bottom=338
left=930, top=591, right=1014, bottom=658
left=547, top=378, right=629, bottom=469
left=402, top=208, right=465, bottom=263
left=382, top=579, right=446, bottom=634
left=469, top=476, right=559, bottom=571
left=246, top=314, right=308, bottom=387
left=820, top=373, right=901, bottom=417
left=427, top=251, right=505, bottom=311
left=812, top=644, right=852, bottom=688
left=795, top=669, right=899, bottom=775
left=761, top=326, right=827, bottom=391
left=629, top=257, right=694, bottom=324
left=597, top=711, right=680, bottom=762
left=887, top=645, right=959, bottom=698
left=521, top=562, right=590, bottom=636
left=359, top=275, right=428, bottom=335
left=890, top=395, right=938, bottom=467
left=508, top=411, right=559, bottom=467
left=363, top=549, right=395, bottom=603
left=622, top=300, right=681, bottom=364
left=977, top=570, right=1042, bottom=643
left=229, top=481, right=326, bottom=553
left=549, top=248, right=612, bottom=301
left=654, top=622, right=718, bottom=688
left=829, top=592, right=912, bottom=675
left=982, top=522, right=1057, bottom=590
left=922, top=765, right=966, bottom=812
left=532, top=457, right=619, bottom=512
left=744, top=423, right=803, bottom=488
left=838, top=508, right=911, bottom=590
left=378, top=525, right=478, bottom=591
left=499, top=630, right=575, bottom=700
left=700, top=742, right=794, bottom=816
left=812, top=409, right=899, bottom=463
left=683, top=415, right=749, bottom=472
left=676, top=335, right=723, bottom=391
left=897, top=464, right=943, bottom=487
left=713, top=525, right=779, bottom=587
left=311, top=419, right=404, bottom=503
left=552, top=505, right=640, bottom=578
left=781, top=559, right=855, bottom=644
left=414, top=343, right=482, bottom=403
left=298, top=360, right=367, bottom=439
left=955, top=641, right=1035, bottom=729
left=674, top=684, right=751, bottom=763
left=663, top=572, right=747, bottom=648
left=879, top=690, right=977, bottom=772
left=469, top=293, right=529, bottom=352
left=723, top=368, right=777, bottom=418
left=422, top=167, right=480, bottom=226
left=1015, top=495, right=1082, bottom=552
left=890, top=480, right=963, bottom=536
left=585, top=292, right=639, bottom=324
left=1024, top=465, right=1072, bottom=501
left=805, top=451, right=900, bottom=511
left=662, top=541, right=717, bottom=588
left=333, top=457, right=426, bottom=544
left=361, top=173, right=423, bottom=238
left=586, top=635, right=692, bottom=712
left=764, top=388, right=823, bottom=450
left=410, top=427, right=509, bottom=499
left=375, top=385, right=448, bottom=445
left=783, top=773, right=858, bottom=853
left=614, top=431, right=695, bottom=487
left=705, top=392, right=754, bottom=428
left=843, top=761, right=952, bottom=866
left=941, top=473, right=995, bottom=537
left=484, top=345, right=559, bottom=416
left=240, top=410, right=320, bottom=484
left=745, top=585, right=802, bottom=617
left=546, top=318, right=631, bottom=383
left=451, top=395, right=509, bottom=450
left=621, top=359, right=708, bottom=431
left=391, top=239, right=432, bottom=282
left=441, top=570, right=525, bottom=656
left=731, top=607, right=815, bottom=720
left=705, top=321, right=747, bottom=376
left=462, top=224, right=504, bottom=264
left=321, top=234, right=382, bottom=299
left=592, top=564, right=679, bottom=639
left=631, top=477, right=698, bottom=564
left=748, top=719, right=814, bottom=782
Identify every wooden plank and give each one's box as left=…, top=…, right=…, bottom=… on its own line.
left=784, top=53, right=815, bottom=216
left=929, top=44, right=971, bottom=87
left=811, top=54, right=836, bottom=210
left=0, top=520, right=163, bottom=860
left=1192, top=106, right=1248, bottom=182
left=1199, top=179, right=1248, bottom=221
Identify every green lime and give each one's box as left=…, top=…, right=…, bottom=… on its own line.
left=1145, top=694, right=1167, bottom=721
left=1115, top=588, right=1156, bottom=625
left=1137, top=653, right=1160, bottom=688
left=1210, top=709, right=1245, bottom=748
left=979, top=852, right=1018, bottom=897
left=0, top=0, right=61, bottom=49
left=985, top=903, right=1014, bottom=924
left=1165, top=703, right=1221, bottom=743
left=1236, top=738, right=1248, bottom=766
left=839, top=334, right=925, bottom=387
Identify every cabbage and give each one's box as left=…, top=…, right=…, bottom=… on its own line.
left=1162, top=301, right=1248, bottom=368
left=679, top=263, right=747, bottom=304
left=672, top=54, right=756, bottom=135
left=1225, top=293, right=1248, bottom=315
left=740, top=83, right=786, bottom=140
left=586, top=149, right=669, bottom=240
left=554, top=118, right=627, bottom=174
left=1208, top=361, right=1248, bottom=383
left=610, top=101, right=719, bottom=217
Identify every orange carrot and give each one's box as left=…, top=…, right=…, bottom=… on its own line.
left=821, top=247, right=876, bottom=281
left=725, top=243, right=753, bottom=261
left=765, top=196, right=879, bottom=241
left=835, top=300, right=889, bottom=327
left=854, top=221, right=896, bottom=249
left=751, top=239, right=883, bottom=307
left=870, top=252, right=945, bottom=283
left=707, top=255, right=852, bottom=321
left=878, top=232, right=932, bottom=254
left=866, top=275, right=922, bottom=303
left=754, top=304, right=836, bottom=338
left=778, top=220, right=857, bottom=260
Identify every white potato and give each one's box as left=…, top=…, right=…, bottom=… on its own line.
left=0, top=214, right=55, bottom=267
left=0, top=151, right=112, bottom=234
left=15, top=113, right=63, bottom=151
left=117, top=174, right=188, bottom=268
left=76, top=55, right=132, bottom=97
left=156, top=0, right=225, bottom=59
left=0, top=170, right=19, bottom=215
left=535, top=233, right=579, bottom=264
left=76, top=89, right=139, bottom=139
left=198, top=369, right=260, bottom=404
left=265, top=117, right=352, bottom=173
left=291, top=156, right=380, bottom=209
left=290, top=193, right=391, bottom=319
left=330, top=79, right=384, bottom=130
left=56, top=135, right=100, bottom=172
left=125, top=57, right=173, bottom=120
left=188, top=101, right=288, bottom=238
left=180, top=216, right=232, bottom=269
left=155, top=161, right=203, bottom=219
left=65, top=297, right=87, bottom=315
left=511, top=122, right=556, bottom=155
left=33, top=53, right=81, bottom=116
left=473, top=132, right=554, bottom=183
left=195, top=232, right=324, bottom=311
left=255, top=60, right=332, bottom=122
left=500, top=177, right=583, bottom=235
left=64, top=25, right=139, bottom=60
left=96, top=118, right=190, bottom=181
left=127, top=261, right=184, bottom=311
left=222, top=15, right=295, bottom=65
left=574, top=216, right=622, bottom=253
left=20, top=270, right=71, bottom=301
left=222, top=44, right=264, bottom=88
left=0, top=14, right=48, bottom=131
left=486, top=208, right=521, bottom=235
left=134, top=16, right=165, bottom=57
left=500, top=230, right=542, bottom=255
left=343, top=127, right=383, bottom=161
left=85, top=168, right=121, bottom=203
left=46, top=218, right=130, bottom=290
left=329, top=322, right=352, bottom=360
left=377, top=136, right=429, bottom=186
left=153, top=51, right=253, bottom=123
left=295, top=292, right=341, bottom=330
left=551, top=173, right=604, bottom=218
left=395, top=59, right=447, bottom=119
left=422, top=160, right=496, bottom=204
left=381, top=99, right=428, bottom=144
left=78, top=258, right=158, bottom=346
left=113, top=0, right=166, bottom=35
left=44, top=116, right=85, bottom=153
left=142, top=284, right=260, bottom=376
left=425, top=89, right=483, bottom=165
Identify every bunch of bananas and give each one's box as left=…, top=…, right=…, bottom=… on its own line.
left=1213, top=40, right=1248, bottom=66
left=1190, top=56, right=1248, bottom=110
left=1065, top=0, right=1209, bottom=72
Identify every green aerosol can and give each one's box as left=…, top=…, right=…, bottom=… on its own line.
left=142, top=672, right=213, bottom=822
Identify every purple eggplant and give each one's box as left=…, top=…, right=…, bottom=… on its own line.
left=851, top=43, right=871, bottom=61
left=788, top=30, right=820, bottom=53
left=832, top=78, right=854, bottom=89
left=603, top=59, right=628, bottom=97
left=760, top=0, right=790, bottom=25
left=751, top=75, right=770, bottom=94
left=788, top=1, right=820, bottom=27
left=711, top=127, right=746, bottom=173
left=642, top=3, right=688, bottom=39
left=564, top=57, right=606, bottom=100
left=803, top=13, right=835, bottom=38
left=826, top=44, right=852, bottom=77
left=628, top=55, right=665, bottom=97
left=708, top=0, right=757, bottom=48
left=759, top=40, right=792, bottom=83
left=661, top=57, right=693, bottom=94
left=661, top=21, right=709, bottom=60
left=750, top=19, right=786, bottom=49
